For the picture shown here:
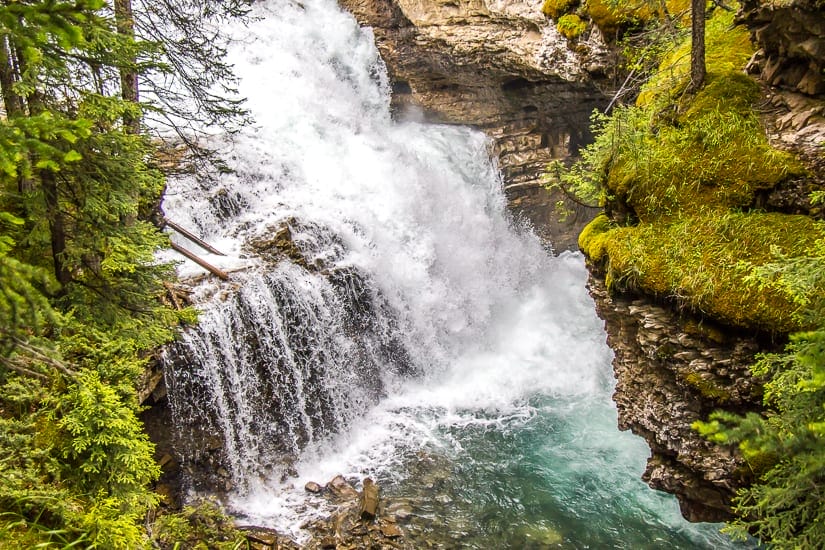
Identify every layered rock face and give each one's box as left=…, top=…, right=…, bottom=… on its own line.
left=588, top=278, right=766, bottom=522
left=739, top=0, right=825, bottom=96
left=339, top=0, right=610, bottom=249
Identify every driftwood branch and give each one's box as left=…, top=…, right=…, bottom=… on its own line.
left=170, top=242, right=229, bottom=280
left=0, top=358, right=49, bottom=381
left=162, top=281, right=185, bottom=310
left=162, top=217, right=226, bottom=256
left=12, top=337, right=79, bottom=379
left=0, top=335, right=79, bottom=381
left=606, top=69, right=636, bottom=113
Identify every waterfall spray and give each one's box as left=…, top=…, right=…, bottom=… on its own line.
left=159, top=1, right=747, bottom=547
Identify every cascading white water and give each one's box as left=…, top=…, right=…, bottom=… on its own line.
left=161, top=0, right=749, bottom=547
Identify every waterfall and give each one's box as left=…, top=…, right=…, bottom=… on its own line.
left=160, top=0, right=746, bottom=547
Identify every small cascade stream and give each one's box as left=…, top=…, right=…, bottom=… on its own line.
left=160, top=0, right=751, bottom=547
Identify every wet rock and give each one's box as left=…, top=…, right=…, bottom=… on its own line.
left=305, top=481, right=324, bottom=494
left=587, top=276, right=766, bottom=522
left=359, top=477, right=380, bottom=519
left=247, top=219, right=326, bottom=271
left=239, top=526, right=302, bottom=550
left=386, top=501, right=414, bottom=519
left=327, top=475, right=360, bottom=501
left=297, top=477, right=416, bottom=549
left=380, top=521, right=402, bottom=538
left=155, top=483, right=177, bottom=508
left=338, top=0, right=609, bottom=249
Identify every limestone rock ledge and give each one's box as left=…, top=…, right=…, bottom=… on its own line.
left=588, top=277, right=766, bottom=523
left=739, top=0, right=825, bottom=96
left=339, top=0, right=611, bottom=249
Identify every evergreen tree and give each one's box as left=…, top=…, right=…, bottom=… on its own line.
left=0, top=0, right=239, bottom=545
left=696, top=241, right=825, bottom=547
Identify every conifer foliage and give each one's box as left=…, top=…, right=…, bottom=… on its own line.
left=695, top=243, right=825, bottom=548
left=0, top=1, right=244, bottom=546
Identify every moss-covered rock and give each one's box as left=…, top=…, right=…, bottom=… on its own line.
left=541, top=0, right=575, bottom=19
left=578, top=7, right=823, bottom=334
left=583, top=211, right=825, bottom=332
left=557, top=13, right=587, bottom=39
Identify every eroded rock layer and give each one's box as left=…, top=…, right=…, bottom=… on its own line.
left=739, top=0, right=825, bottom=96
left=588, top=277, right=766, bottom=522
left=339, top=0, right=610, bottom=249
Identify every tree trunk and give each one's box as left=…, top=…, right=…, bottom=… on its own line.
left=687, top=0, right=706, bottom=94
left=13, top=39, right=72, bottom=286
left=0, top=37, right=23, bottom=118
left=42, top=170, right=71, bottom=286
left=0, top=36, right=34, bottom=194
left=114, top=0, right=139, bottom=133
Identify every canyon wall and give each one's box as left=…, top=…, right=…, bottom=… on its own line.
left=338, top=0, right=610, bottom=249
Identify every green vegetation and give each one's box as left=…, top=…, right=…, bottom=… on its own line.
left=557, top=14, right=588, bottom=39
left=540, top=0, right=690, bottom=40
left=694, top=244, right=825, bottom=546
left=150, top=501, right=248, bottom=549
left=581, top=211, right=824, bottom=331
left=541, top=0, right=574, bottom=19
left=573, top=9, right=815, bottom=332
left=0, top=0, right=245, bottom=547
left=562, top=1, right=825, bottom=546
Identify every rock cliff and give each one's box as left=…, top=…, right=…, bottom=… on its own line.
left=739, top=0, right=825, bottom=96
left=582, top=1, right=825, bottom=523
left=338, top=0, right=611, bottom=249
left=588, top=277, right=766, bottom=522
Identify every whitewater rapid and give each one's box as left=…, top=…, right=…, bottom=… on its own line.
left=159, top=0, right=747, bottom=547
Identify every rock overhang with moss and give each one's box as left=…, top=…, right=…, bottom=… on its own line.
left=577, top=7, right=825, bottom=335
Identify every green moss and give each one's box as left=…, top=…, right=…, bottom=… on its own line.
left=637, top=9, right=754, bottom=106
left=542, top=0, right=575, bottom=18
left=586, top=0, right=630, bottom=37
left=572, top=4, right=822, bottom=338
left=594, top=212, right=825, bottom=332
left=604, top=69, right=803, bottom=221
left=578, top=214, right=614, bottom=263
left=557, top=13, right=587, bottom=39
left=150, top=501, right=247, bottom=549
left=682, top=372, right=732, bottom=403
left=586, top=0, right=689, bottom=38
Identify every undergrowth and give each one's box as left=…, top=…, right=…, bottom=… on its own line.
left=573, top=8, right=812, bottom=331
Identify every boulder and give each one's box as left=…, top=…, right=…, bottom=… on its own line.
left=359, top=477, right=380, bottom=519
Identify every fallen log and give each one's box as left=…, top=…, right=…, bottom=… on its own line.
left=163, top=217, right=226, bottom=256
left=170, top=241, right=229, bottom=280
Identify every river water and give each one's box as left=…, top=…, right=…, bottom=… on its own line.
left=160, top=0, right=749, bottom=547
